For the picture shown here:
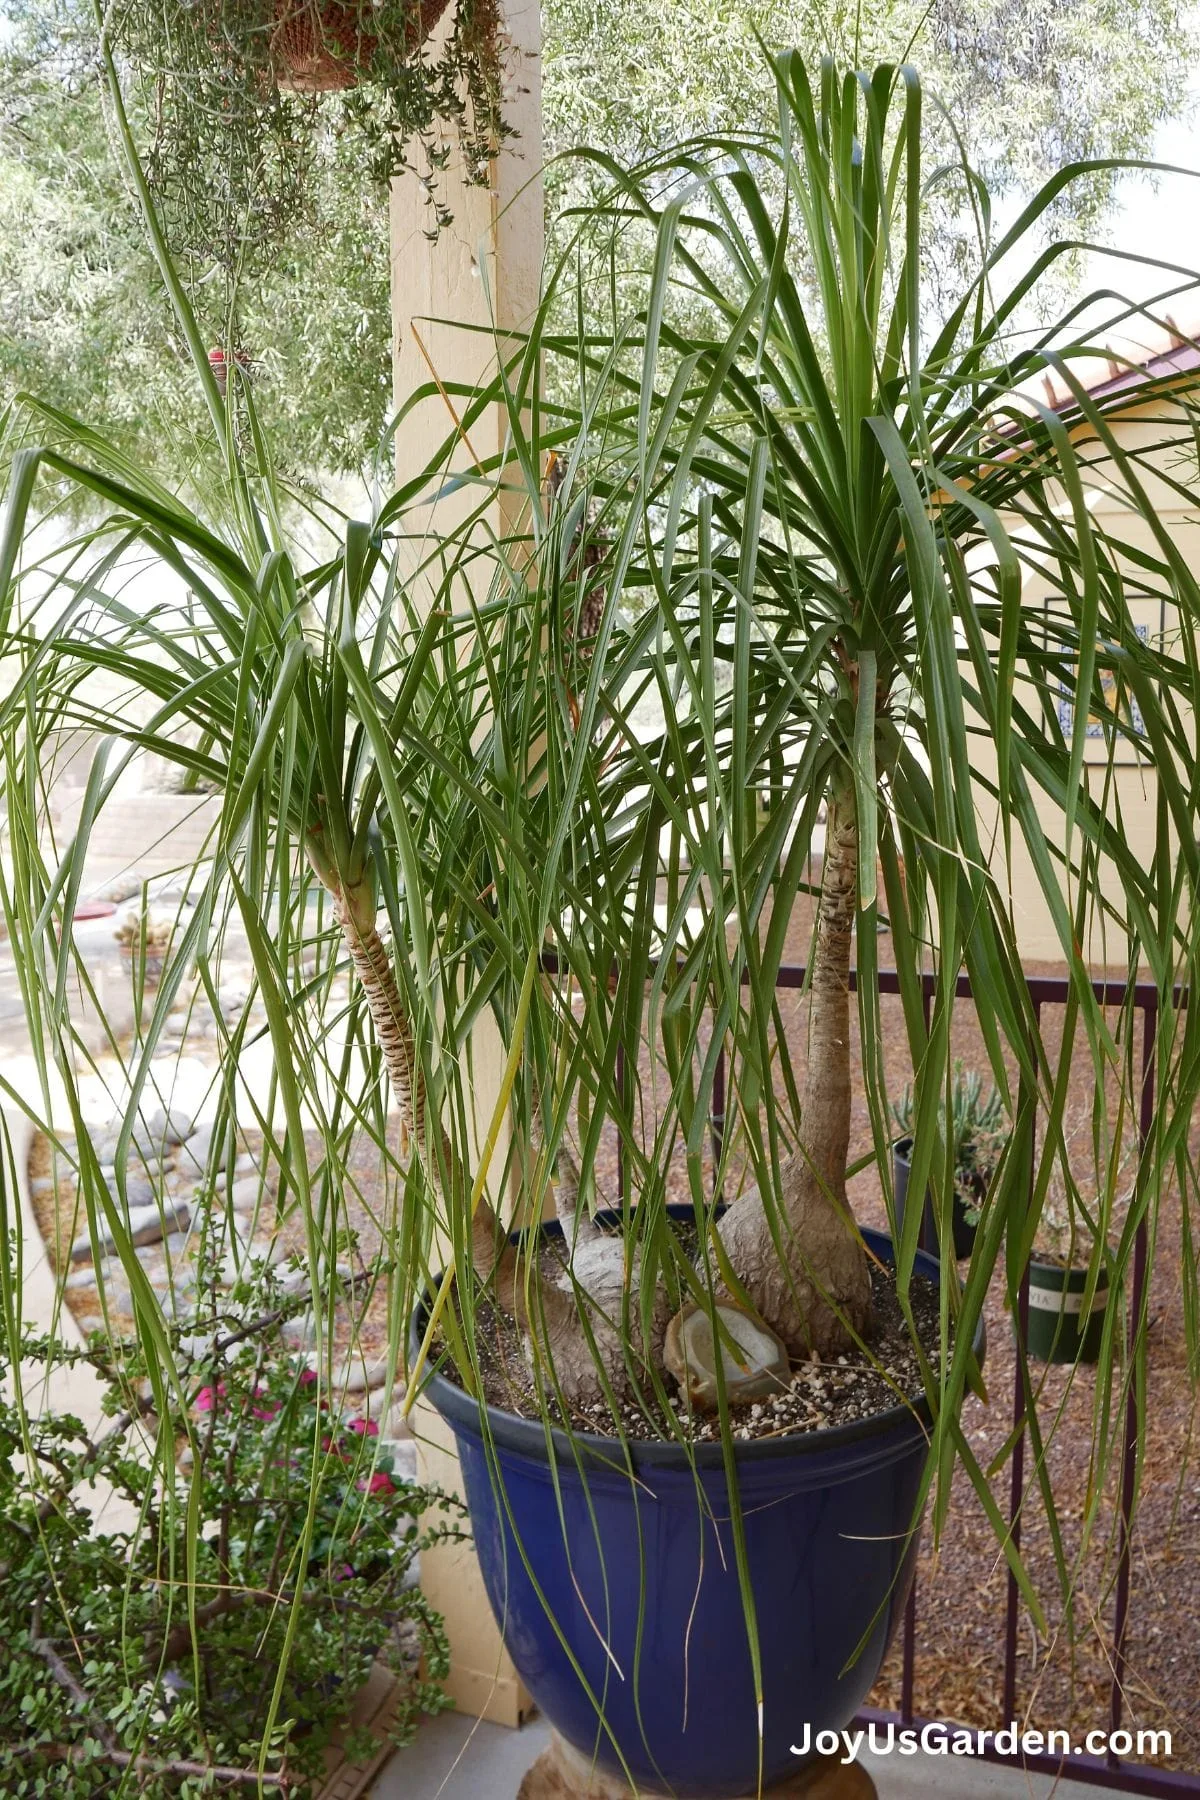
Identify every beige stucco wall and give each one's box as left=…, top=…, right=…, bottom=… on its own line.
left=971, top=398, right=1200, bottom=963
left=389, top=0, right=544, bottom=1229
left=390, top=0, right=542, bottom=543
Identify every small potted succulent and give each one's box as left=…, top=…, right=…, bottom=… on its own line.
left=1023, top=1192, right=1111, bottom=1364
left=891, top=1066, right=1007, bottom=1260
left=114, top=905, right=174, bottom=989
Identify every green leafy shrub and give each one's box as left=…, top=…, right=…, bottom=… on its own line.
left=0, top=1300, right=461, bottom=1796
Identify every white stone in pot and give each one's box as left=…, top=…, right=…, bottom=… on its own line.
left=664, top=1301, right=791, bottom=1412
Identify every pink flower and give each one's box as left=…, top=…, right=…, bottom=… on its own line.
left=357, top=1472, right=395, bottom=1498
left=194, top=1382, right=227, bottom=1414
left=248, top=1383, right=279, bottom=1422
left=346, top=1417, right=378, bottom=1437
left=298, top=1369, right=319, bottom=1388
left=335, top=1562, right=356, bottom=1581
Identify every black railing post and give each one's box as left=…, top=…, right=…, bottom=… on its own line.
left=1004, top=997, right=1041, bottom=1724
left=711, top=1042, right=726, bottom=1204
left=1110, top=994, right=1157, bottom=1760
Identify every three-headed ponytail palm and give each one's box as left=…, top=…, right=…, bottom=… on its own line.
left=5, top=48, right=1200, bottom=1654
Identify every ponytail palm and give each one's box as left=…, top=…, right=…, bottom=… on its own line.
left=4, top=48, right=1200, bottom=1674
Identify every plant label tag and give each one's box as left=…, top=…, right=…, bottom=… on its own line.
left=1027, top=1283, right=1108, bottom=1315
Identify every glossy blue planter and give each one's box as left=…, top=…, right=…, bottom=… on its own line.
left=418, top=1223, right=966, bottom=1799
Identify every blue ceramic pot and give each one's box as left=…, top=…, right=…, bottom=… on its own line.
left=417, top=1221, right=971, bottom=1799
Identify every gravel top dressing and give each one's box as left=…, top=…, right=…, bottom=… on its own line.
left=444, top=1243, right=949, bottom=1444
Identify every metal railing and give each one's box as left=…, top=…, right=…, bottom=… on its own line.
left=848, top=970, right=1177, bottom=1796
left=611, top=960, right=1187, bottom=1797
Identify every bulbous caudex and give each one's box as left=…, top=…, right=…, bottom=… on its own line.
left=314, top=773, right=873, bottom=1415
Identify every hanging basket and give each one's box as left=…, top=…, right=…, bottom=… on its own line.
left=270, top=0, right=454, bottom=93
left=207, top=347, right=253, bottom=396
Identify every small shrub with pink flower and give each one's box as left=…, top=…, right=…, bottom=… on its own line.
left=0, top=1288, right=463, bottom=1797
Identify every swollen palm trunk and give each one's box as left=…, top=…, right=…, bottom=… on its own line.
left=716, top=790, right=873, bottom=1357
left=330, top=787, right=871, bottom=1410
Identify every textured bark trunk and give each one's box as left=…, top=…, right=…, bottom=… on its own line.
left=334, top=900, right=429, bottom=1154
left=329, top=883, right=513, bottom=1305
left=327, top=874, right=620, bottom=1396
left=715, top=789, right=873, bottom=1357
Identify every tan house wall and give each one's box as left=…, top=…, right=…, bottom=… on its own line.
left=971, top=399, right=1200, bottom=963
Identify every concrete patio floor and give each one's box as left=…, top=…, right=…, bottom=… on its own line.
left=368, top=1709, right=1082, bottom=1799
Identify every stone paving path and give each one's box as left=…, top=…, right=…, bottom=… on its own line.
left=4, top=872, right=415, bottom=1478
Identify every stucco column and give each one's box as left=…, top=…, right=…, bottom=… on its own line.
left=390, top=0, right=542, bottom=1729
left=391, top=0, right=542, bottom=524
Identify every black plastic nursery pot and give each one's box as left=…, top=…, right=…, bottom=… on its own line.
left=1024, top=1257, right=1110, bottom=1364
left=414, top=1212, right=985, bottom=1799
left=893, top=1136, right=978, bottom=1260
